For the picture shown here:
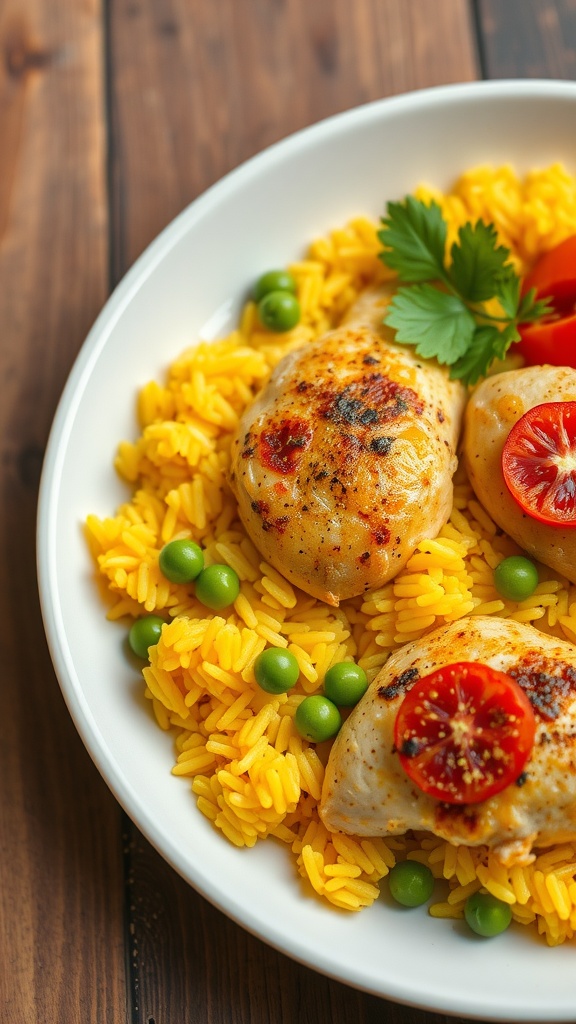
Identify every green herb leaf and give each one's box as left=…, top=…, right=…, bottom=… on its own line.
left=496, top=270, right=521, bottom=319
left=449, top=324, right=519, bottom=386
left=385, top=285, right=476, bottom=364
left=378, top=195, right=556, bottom=386
left=378, top=198, right=447, bottom=283
left=517, top=287, right=555, bottom=324
left=448, top=221, right=510, bottom=303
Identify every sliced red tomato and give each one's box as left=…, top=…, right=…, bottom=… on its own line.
left=518, top=235, right=576, bottom=367
left=522, top=235, right=576, bottom=308
left=518, top=313, right=576, bottom=368
left=393, top=662, right=536, bottom=805
left=502, top=402, right=576, bottom=527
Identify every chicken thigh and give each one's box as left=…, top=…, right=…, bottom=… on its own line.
left=229, top=285, right=466, bottom=605
left=320, top=615, right=576, bottom=866
left=463, top=364, right=576, bottom=583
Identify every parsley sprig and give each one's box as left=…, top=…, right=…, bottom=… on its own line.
left=378, top=197, right=553, bottom=385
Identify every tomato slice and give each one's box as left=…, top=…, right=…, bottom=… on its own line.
left=518, top=313, right=576, bottom=368
left=522, top=235, right=576, bottom=310
left=393, top=662, right=536, bottom=805
left=502, top=401, right=576, bottom=527
left=518, top=235, right=576, bottom=367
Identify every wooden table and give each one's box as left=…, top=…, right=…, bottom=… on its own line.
left=3, top=2, right=576, bottom=1021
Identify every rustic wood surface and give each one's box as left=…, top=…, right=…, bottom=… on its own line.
left=2, top=1, right=575, bottom=1022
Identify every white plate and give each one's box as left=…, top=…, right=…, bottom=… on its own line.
left=38, top=80, right=576, bottom=1021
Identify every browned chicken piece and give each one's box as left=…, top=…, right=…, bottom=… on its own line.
left=320, top=616, right=576, bottom=867
left=463, top=364, right=576, bottom=584
left=228, top=285, right=466, bottom=605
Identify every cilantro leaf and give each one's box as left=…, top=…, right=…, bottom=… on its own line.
left=496, top=270, right=521, bottom=319
left=517, top=287, right=555, bottom=324
left=378, top=193, right=555, bottom=384
left=385, top=284, right=476, bottom=364
left=448, top=221, right=511, bottom=302
left=378, top=198, right=447, bottom=283
left=449, top=324, right=519, bottom=386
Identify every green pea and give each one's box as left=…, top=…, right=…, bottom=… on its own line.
left=128, top=615, right=164, bottom=660
left=324, top=661, right=368, bottom=707
left=388, top=860, right=435, bottom=908
left=464, top=890, right=512, bottom=937
left=494, top=555, right=539, bottom=602
left=254, top=647, right=300, bottom=694
left=258, top=290, right=301, bottom=332
left=195, top=563, right=240, bottom=610
left=252, top=270, right=297, bottom=303
left=159, top=538, right=204, bottom=584
left=294, top=695, right=341, bottom=743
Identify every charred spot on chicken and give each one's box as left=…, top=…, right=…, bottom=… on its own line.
left=228, top=284, right=466, bottom=605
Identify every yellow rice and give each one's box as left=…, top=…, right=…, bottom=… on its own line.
left=86, top=163, right=576, bottom=944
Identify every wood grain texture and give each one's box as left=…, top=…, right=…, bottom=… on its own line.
left=108, top=0, right=478, bottom=278
left=0, top=1, right=125, bottom=1021
left=125, top=830, right=468, bottom=1024
left=477, top=0, right=576, bottom=78
left=8, top=0, right=576, bottom=1021
left=108, top=2, right=477, bottom=1022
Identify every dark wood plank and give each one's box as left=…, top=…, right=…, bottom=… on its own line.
left=108, top=2, right=479, bottom=1021
left=477, top=0, right=576, bottom=78
left=109, top=0, right=479, bottom=277
left=0, top=2, right=127, bottom=1021
left=126, top=829, right=468, bottom=1024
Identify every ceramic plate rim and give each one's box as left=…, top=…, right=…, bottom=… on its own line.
left=37, top=79, right=576, bottom=1021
